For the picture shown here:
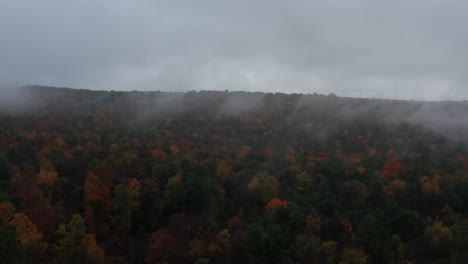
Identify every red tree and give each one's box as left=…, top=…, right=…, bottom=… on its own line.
left=145, top=233, right=185, bottom=264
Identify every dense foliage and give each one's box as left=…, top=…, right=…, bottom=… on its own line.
left=1, top=86, right=467, bottom=263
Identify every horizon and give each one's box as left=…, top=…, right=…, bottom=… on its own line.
left=17, top=85, right=468, bottom=103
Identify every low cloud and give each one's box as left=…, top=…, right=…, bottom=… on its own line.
left=0, top=1, right=468, bottom=100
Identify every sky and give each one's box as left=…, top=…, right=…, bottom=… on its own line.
left=1, top=0, right=468, bottom=101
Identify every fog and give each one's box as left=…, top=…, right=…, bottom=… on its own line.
left=0, top=86, right=41, bottom=111
left=3, top=86, right=466, bottom=143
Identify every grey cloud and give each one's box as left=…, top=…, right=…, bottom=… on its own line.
left=1, top=0, right=468, bottom=100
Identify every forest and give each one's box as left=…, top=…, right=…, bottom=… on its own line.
left=0, top=86, right=467, bottom=264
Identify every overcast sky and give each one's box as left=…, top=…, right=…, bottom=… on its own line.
left=1, top=0, right=468, bottom=100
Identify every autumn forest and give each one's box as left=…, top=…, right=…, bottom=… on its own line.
left=0, top=86, right=468, bottom=264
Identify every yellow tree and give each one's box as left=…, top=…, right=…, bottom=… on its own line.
left=0, top=202, right=15, bottom=224
left=424, top=221, right=453, bottom=253
left=9, top=213, right=47, bottom=253
left=127, top=178, right=141, bottom=212
left=247, top=174, right=280, bottom=204
left=339, top=248, right=368, bottom=264
left=53, top=214, right=86, bottom=262
left=37, top=169, right=58, bottom=201
left=295, top=171, right=312, bottom=192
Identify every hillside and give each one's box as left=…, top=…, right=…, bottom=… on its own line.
left=0, top=86, right=467, bottom=263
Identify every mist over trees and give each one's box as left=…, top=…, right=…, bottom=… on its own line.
left=0, top=86, right=467, bottom=263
